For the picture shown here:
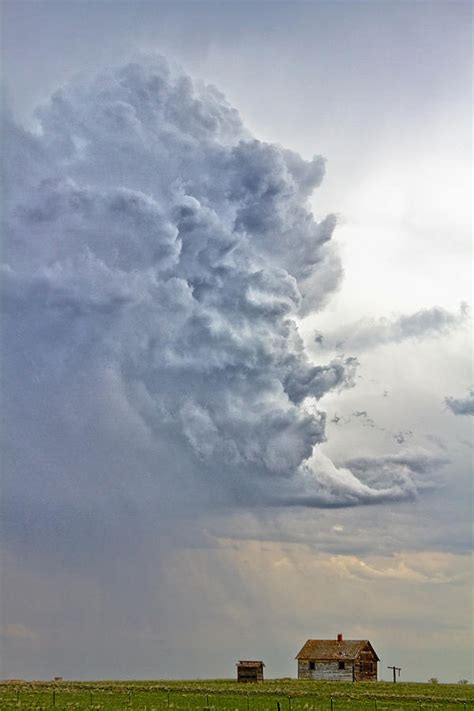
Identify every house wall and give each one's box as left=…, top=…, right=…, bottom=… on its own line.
left=298, top=660, right=354, bottom=681
left=353, top=647, right=377, bottom=681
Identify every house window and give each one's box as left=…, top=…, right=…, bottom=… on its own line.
left=309, top=662, right=315, bottom=671
left=338, top=662, right=345, bottom=670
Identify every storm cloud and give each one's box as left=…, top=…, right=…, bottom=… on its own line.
left=315, top=304, right=468, bottom=352
left=1, top=56, right=442, bottom=534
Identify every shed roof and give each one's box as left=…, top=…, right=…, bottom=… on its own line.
left=296, top=640, right=379, bottom=662
left=237, top=661, right=265, bottom=667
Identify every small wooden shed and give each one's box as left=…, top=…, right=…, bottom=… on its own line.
left=236, top=660, right=265, bottom=683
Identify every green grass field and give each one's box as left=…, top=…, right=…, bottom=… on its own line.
left=1, top=679, right=473, bottom=711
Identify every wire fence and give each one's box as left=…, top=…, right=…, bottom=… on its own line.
left=0, top=688, right=473, bottom=711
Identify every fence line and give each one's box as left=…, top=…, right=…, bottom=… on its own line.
left=1, top=687, right=473, bottom=711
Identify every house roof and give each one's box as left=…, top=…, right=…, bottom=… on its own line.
left=296, top=640, right=379, bottom=662
left=237, top=660, right=265, bottom=667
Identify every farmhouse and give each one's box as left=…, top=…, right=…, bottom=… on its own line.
left=236, top=660, right=265, bottom=683
left=296, top=634, right=379, bottom=681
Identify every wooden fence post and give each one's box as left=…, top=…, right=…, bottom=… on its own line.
left=52, top=689, right=56, bottom=707
left=330, top=697, right=334, bottom=711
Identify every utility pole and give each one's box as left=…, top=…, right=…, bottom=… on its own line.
left=387, top=666, right=401, bottom=683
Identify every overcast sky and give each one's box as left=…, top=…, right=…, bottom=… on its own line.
left=1, top=0, right=472, bottom=683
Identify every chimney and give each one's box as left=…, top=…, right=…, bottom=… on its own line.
left=337, top=633, right=343, bottom=642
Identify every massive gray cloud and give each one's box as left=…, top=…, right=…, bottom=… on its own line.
left=315, top=304, right=468, bottom=352
left=1, top=57, right=441, bottom=528
left=445, top=389, right=474, bottom=416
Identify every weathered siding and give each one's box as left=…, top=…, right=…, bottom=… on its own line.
left=237, top=663, right=264, bottom=683
left=353, top=646, right=377, bottom=681
left=298, top=660, right=354, bottom=681
left=237, top=669, right=262, bottom=682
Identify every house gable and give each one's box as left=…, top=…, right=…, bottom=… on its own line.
left=360, top=641, right=380, bottom=662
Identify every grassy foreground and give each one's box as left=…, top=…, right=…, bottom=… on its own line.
left=1, top=679, right=473, bottom=711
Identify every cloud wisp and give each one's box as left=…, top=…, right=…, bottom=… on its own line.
left=445, top=389, right=474, bottom=416
left=315, top=304, right=469, bottom=353
left=1, top=56, right=443, bottom=526
left=344, top=451, right=448, bottom=494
